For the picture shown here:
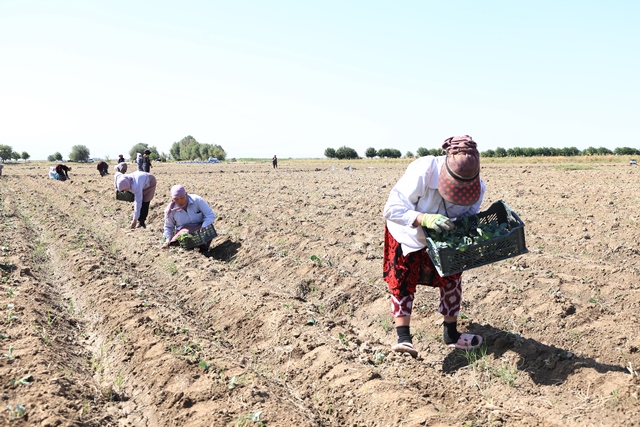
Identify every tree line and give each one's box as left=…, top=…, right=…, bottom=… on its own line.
left=0, top=145, right=30, bottom=162
left=0, top=136, right=228, bottom=164
left=325, top=145, right=640, bottom=159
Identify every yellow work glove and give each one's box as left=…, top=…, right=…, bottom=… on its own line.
left=421, top=214, right=454, bottom=233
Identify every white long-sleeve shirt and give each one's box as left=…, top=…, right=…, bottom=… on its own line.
left=383, top=156, right=486, bottom=256
left=163, top=194, right=216, bottom=240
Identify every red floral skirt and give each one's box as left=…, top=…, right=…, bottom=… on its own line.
left=383, top=226, right=462, bottom=317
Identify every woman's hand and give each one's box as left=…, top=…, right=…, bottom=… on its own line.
left=420, top=214, right=455, bottom=233
left=130, top=219, right=138, bottom=229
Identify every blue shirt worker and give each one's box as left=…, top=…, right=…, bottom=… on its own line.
left=162, top=184, right=216, bottom=249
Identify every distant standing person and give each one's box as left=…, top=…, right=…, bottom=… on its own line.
left=0, top=164, right=3, bottom=176
left=55, top=164, right=71, bottom=181
left=142, top=149, right=152, bottom=173
left=136, top=153, right=143, bottom=171
left=114, top=170, right=157, bottom=229
left=272, top=155, right=278, bottom=169
left=117, top=154, right=125, bottom=164
left=96, top=161, right=109, bottom=177
left=161, top=184, right=217, bottom=250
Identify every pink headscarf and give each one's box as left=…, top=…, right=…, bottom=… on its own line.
left=166, top=185, right=188, bottom=220
left=171, top=184, right=187, bottom=198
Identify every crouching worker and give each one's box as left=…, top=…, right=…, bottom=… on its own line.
left=114, top=171, right=157, bottom=229
left=55, top=164, right=71, bottom=181
left=161, top=184, right=216, bottom=251
left=97, top=161, right=109, bottom=176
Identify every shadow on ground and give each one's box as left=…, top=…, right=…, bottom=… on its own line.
left=202, top=239, right=241, bottom=262
left=442, top=323, right=629, bottom=385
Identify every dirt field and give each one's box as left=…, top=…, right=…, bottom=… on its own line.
left=1, top=159, right=639, bottom=426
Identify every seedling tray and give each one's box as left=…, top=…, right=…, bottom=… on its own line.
left=115, top=190, right=135, bottom=202
left=423, top=200, right=527, bottom=276
left=178, top=224, right=218, bottom=249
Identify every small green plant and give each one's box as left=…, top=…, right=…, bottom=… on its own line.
left=117, top=327, right=127, bottom=344
left=493, top=363, right=518, bottom=387
left=6, top=404, right=26, bottom=420
left=338, top=332, right=349, bottom=347
left=374, top=351, right=385, bottom=365
left=46, top=311, right=57, bottom=325
left=377, top=317, right=393, bottom=333
left=235, top=411, right=265, bottom=427
left=165, top=262, right=178, bottom=275
left=310, top=255, right=332, bottom=266
left=114, top=371, right=125, bottom=389
left=6, top=310, right=17, bottom=324
left=199, top=360, right=211, bottom=372
left=2, top=346, right=14, bottom=359
left=10, top=375, right=33, bottom=385
left=228, top=375, right=241, bottom=390
left=7, top=287, right=14, bottom=297
left=34, top=326, right=50, bottom=345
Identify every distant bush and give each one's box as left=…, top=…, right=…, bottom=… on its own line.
left=335, top=146, right=359, bottom=160
left=170, top=135, right=226, bottom=161
left=365, top=147, right=377, bottom=158
left=324, top=147, right=337, bottom=158
left=377, top=148, right=401, bottom=158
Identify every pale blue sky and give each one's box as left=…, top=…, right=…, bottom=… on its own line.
left=1, top=1, right=638, bottom=160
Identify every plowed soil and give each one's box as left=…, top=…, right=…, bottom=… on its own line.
left=1, top=160, right=639, bottom=426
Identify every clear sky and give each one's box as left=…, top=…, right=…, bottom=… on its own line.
left=2, top=1, right=638, bottom=160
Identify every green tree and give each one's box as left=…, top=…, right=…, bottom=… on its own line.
left=494, top=147, right=507, bottom=157
left=129, top=143, right=149, bottom=161
left=335, top=146, right=359, bottom=159
left=377, top=148, right=401, bottom=158
left=11, top=151, right=20, bottom=161
left=0, top=145, right=12, bottom=162
left=169, top=136, right=226, bottom=161
left=69, top=145, right=90, bottom=162
left=405, top=151, right=414, bottom=158
left=21, top=152, right=30, bottom=162
left=324, top=147, right=337, bottom=158
left=365, top=147, right=377, bottom=158
left=416, top=147, right=429, bottom=157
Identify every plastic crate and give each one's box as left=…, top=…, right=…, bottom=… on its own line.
left=115, top=190, right=135, bottom=202
left=178, top=224, right=218, bottom=249
left=423, top=200, right=528, bottom=276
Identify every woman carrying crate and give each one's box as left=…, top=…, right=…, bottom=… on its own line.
left=114, top=170, right=157, bottom=229
left=382, top=135, right=486, bottom=357
left=161, top=184, right=217, bottom=251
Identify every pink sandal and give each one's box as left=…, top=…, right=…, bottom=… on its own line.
left=448, top=333, right=483, bottom=350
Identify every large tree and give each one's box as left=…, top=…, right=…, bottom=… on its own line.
left=324, top=147, right=337, bottom=158
left=0, top=145, right=12, bottom=162
left=69, top=145, right=91, bottom=162
left=170, top=136, right=226, bottom=161
left=129, top=143, right=160, bottom=161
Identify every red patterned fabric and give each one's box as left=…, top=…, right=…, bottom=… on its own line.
left=383, top=226, right=462, bottom=317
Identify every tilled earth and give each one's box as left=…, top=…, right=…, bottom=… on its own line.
left=0, top=160, right=639, bottom=426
